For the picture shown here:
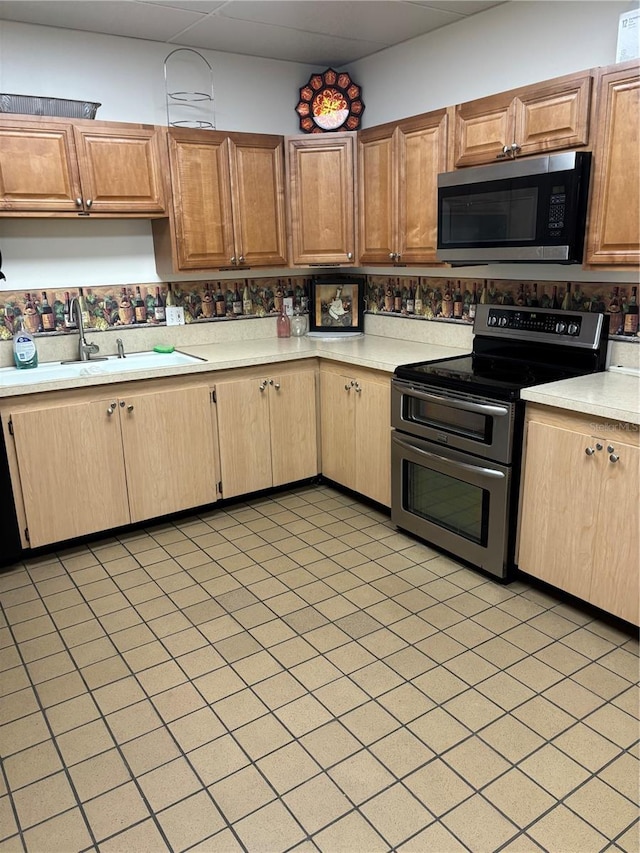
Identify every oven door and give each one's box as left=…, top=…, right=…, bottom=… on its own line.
left=391, top=430, right=511, bottom=579
left=391, top=379, right=515, bottom=464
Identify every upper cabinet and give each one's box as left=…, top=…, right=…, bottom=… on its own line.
left=453, top=71, right=592, bottom=167
left=0, top=117, right=168, bottom=215
left=584, top=59, right=640, bottom=267
left=358, top=109, right=448, bottom=265
left=286, top=133, right=357, bottom=266
left=153, top=128, right=287, bottom=274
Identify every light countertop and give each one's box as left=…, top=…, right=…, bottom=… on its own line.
left=522, top=370, right=640, bottom=425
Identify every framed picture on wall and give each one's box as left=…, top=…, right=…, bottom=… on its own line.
left=308, top=276, right=365, bottom=337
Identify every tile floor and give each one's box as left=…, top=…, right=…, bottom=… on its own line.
left=0, top=484, right=638, bottom=853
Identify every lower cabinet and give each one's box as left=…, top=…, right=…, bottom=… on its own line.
left=320, top=362, right=391, bottom=507
left=7, top=383, right=218, bottom=548
left=518, top=405, right=639, bottom=625
left=215, top=366, right=318, bottom=499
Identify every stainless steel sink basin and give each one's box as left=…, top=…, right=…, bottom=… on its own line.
left=0, top=350, right=204, bottom=386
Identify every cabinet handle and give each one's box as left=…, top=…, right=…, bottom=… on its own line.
left=344, top=383, right=351, bottom=391
left=585, top=447, right=595, bottom=455
left=85, top=199, right=93, bottom=209
left=595, top=443, right=603, bottom=451
left=107, top=402, right=116, bottom=416
left=354, top=381, right=362, bottom=393
left=119, top=400, right=126, bottom=407
left=607, top=445, right=615, bottom=454
left=272, top=381, right=280, bottom=390
left=609, top=454, right=619, bottom=463
left=230, top=256, right=237, bottom=265
left=127, top=404, right=134, bottom=413
left=75, top=198, right=83, bottom=207
left=238, top=255, right=245, bottom=264
left=346, top=252, right=353, bottom=260
left=259, top=380, right=268, bottom=391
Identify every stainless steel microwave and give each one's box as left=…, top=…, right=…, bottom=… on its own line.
left=436, top=151, right=591, bottom=264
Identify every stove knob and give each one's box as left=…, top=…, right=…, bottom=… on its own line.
left=567, top=323, right=579, bottom=335
left=498, top=316, right=508, bottom=327
left=555, top=321, right=567, bottom=334
left=488, top=315, right=497, bottom=326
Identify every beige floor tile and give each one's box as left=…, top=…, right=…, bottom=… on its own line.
left=408, top=707, right=470, bottom=754
left=329, top=748, right=395, bottom=804
left=474, top=637, right=528, bottom=670
left=553, top=722, right=624, bottom=772
left=250, top=616, right=297, bottom=645
left=475, top=671, right=536, bottom=713
left=444, top=688, right=504, bottom=732
left=26, top=650, right=75, bottom=685
left=12, top=770, right=77, bottom=829
left=284, top=772, right=352, bottom=835
left=351, top=660, right=404, bottom=697
left=56, top=717, right=115, bottom=766
left=560, top=626, right=617, bottom=660
left=565, top=776, right=639, bottom=839
left=157, top=790, right=225, bottom=851
left=275, top=693, right=333, bottom=737
left=300, top=720, right=361, bottom=768
left=406, top=758, right=474, bottom=817
left=378, top=683, right=435, bottom=724
left=583, top=703, right=639, bottom=748
left=527, top=805, right=608, bottom=853
left=543, top=678, right=605, bottom=719
left=397, top=819, right=468, bottom=852
left=235, top=800, right=306, bottom=853
left=384, top=646, right=435, bottom=680
left=107, top=699, right=163, bottom=744
left=370, top=728, right=435, bottom=778
left=18, top=632, right=65, bottom=663
left=511, top=695, right=575, bottom=739
left=360, top=782, right=434, bottom=848
left=0, top=796, right=17, bottom=842
left=598, top=752, right=640, bottom=802
left=572, top=661, right=634, bottom=701
left=314, top=676, right=369, bottom=716
left=152, top=681, right=206, bottom=723
left=341, top=700, right=400, bottom=745
left=188, top=733, right=249, bottom=786
left=109, top=623, right=156, bottom=653
left=231, top=649, right=282, bottom=685
left=442, top=794, right=518, bottom=851
left=186, top=828, right=245, bottom=853
left=214, top=688, right=269, bottom=730
left=315, top=596, right=359, bottom=621
left=178, top=645, right=225, bottom=679
left=599, top=647, right=640, bottom=682
left=314, top=810, right=390, bottom=853
left=616, top=820, right=640, bottom=853
left=138, top=756, right=202, bottom=812
left=518, top=743, right=591, bottom=798
left=290, top=656, right=342, bottom=691
left=121, top=726, right=182, bottom=775
left=412, top=666, right=468, bottom=704
left=209, top=765, right=276, bottom=823
left=92, top=676, right=146, bottom=715
left=444, top=736, right=511, bottom=790
left=60, top=620, right=106, bottom=648
left=0, top=711, right=50, bottom=757
left=3, top=739, right=62, bottom=791
left=122, top=640, right=171, bottom=673
left=479, top=714, right=545, bottom=763
left=506, top=655, right=564, bottom=692
left=21, top=808, right=92, bottom=853
left=612, top=686, right=639, bottom=719
left=483, top=768, right=556, bottom=828
left=251, top=670, right=306, bottom=710
left=69, top=748, right=132, bottom=802
left=0, top=686, right=39, bottom=725
left=234, top=713, right=292, bottom=760
left=257, top=741, right=321, bottom=794
left=81, top=655, right=130, bottom=690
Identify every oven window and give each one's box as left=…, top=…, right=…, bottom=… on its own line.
left=441, top=187, right=538, bottom=244
left=404, top=460, right=489, bottom=546
left=405, top=397, right=492, bottom=444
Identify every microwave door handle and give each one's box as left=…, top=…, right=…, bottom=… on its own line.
left=402, top=387, right=509, bottom=418
left=394, top=436, right=506, bottom=480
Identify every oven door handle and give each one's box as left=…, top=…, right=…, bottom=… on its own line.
left=397, top=384, right=509, bottom=417
left=393, top=436, right=507, bottom=480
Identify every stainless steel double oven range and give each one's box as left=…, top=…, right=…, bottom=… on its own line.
left=391, top=305, right=610, bottom=580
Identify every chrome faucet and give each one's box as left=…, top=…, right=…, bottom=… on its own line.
left=116, top=338, right=126, bottom=358
left=70, top=297, right=104, bottom=362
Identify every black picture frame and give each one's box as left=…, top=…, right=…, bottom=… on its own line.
left=309, top=276, right=365, bottom=335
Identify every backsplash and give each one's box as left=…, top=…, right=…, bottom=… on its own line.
left=0, top=275, right=637, bottom=341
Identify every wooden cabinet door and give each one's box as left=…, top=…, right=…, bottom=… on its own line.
left=119, top=385, right=217, bottom=523
left=0, top=121, right=82, bottom=212
left=269, top=371, right=318, bottom=487
left=73, top=124, right=167, bottom=214
left=518, top=420, right=597, bottom=601
left=355, top=376, right=391, bottom=507
left=166, top=128, right=236, bottom=269
left=454, top=93, right=515, bottom=167
left=287, top=134, right=356, bottom=265
left=589, top=438, right=640, bottom=625
left=320, top=368, right=356, bottom=490
left=228, top=133, right=288, bottom=267
left=215, top=377, right=272, bottom=499
left=11, top=400, right=130, bottom=547
left=396, top=110, right=448, bottom=265
left=358, top=124, right=396, bottom=265
left=514, top=73, right=591, bottom=157
left=585, top=60, right=640, bottom=266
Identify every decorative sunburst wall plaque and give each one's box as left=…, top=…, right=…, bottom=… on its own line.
left=296, top=68, right=365, bottom=133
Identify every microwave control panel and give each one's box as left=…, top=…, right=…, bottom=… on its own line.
left=547, top=187, right=566, bottom=235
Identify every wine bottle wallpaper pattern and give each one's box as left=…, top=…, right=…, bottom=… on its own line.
left=0, top=277, right=636, bottom=340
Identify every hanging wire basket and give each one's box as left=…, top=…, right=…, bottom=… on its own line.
left=164, top=48, right=215, bottom=130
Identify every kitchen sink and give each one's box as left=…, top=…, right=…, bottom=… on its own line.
left=0, top=350, right=204, bottom=386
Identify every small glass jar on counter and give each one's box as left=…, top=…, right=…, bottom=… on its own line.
left=290, top=309, right=308, bottom=337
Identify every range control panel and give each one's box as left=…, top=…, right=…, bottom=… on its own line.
left=486, top=309, right=582, bottom=336
left=475, top=305, right=607, bottom=350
